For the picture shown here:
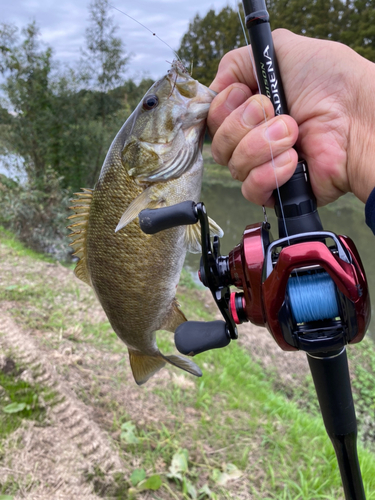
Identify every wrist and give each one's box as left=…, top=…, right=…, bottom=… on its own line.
left=347, top=52, right=375, bottom=203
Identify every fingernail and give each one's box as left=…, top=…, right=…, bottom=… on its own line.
left=265, top=119, right=288, bottom=142
left=273, top=150, right=291, bottom=168
left=226, top=87, right=248, bottom=111
left=242, top=99, right=264, bottom=127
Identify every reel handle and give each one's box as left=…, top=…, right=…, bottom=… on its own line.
left=138, top=201, right=238, bottom=354
left=139, top=201, right=198, bottom=234
left=175, top=320, right=231, bottom=356
left=243, top=0, right=323, bottom=237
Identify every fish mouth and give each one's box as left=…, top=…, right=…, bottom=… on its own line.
left=184, top=85, right=216, bottom=123
left=169, top=60, right=217, bottom=103
left=196, top=88, right=217, bottom=104
left=185, top=98, right=213, bottom=124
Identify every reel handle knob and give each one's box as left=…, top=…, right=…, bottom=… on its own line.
left=175, top=320, right=231, bottom=356
left=139, top=201, right=197, bottom=234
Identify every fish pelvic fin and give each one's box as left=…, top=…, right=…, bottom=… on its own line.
left=185, top=217, right=224, bottom=254
left=129, top=350, right=166, bottom=386
left=67, top=188, right=93, bottom=287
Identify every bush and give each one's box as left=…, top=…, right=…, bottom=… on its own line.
left=0, top=169, right=71, bottom=261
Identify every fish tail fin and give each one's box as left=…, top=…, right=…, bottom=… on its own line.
left=129, top=350, right=166, bottom=386
left=161, top=354, right=202, bottom=378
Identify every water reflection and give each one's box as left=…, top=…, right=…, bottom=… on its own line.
left=184, top=183, right=374, bottom=333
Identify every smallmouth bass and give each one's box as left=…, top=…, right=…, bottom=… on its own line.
left=68, top=61, right=222, bottom=385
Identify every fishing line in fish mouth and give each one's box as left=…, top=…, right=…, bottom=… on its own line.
left=109, top=4, right=182, bottom=63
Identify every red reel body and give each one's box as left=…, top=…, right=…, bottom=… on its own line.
left=228, top=222, right=370, bottom=353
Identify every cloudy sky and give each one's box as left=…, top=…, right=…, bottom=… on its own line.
left=3, top=0, right=237, bottom=82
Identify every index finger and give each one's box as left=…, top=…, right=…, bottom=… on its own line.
left=210, top=46, right=259, bottom=94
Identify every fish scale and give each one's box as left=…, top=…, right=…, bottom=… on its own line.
left=69, top=61, right=223, bottom=385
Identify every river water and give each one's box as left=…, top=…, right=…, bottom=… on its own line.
left=184, top=182, right=375, bottom=334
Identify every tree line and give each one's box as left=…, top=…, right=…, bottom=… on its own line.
left=1, top=0, right=374, bottom=191
left=0, top=0, right=153, bottom=192
left=178, top=0, right=375, bottom=86
left=0, top=0, right=373, bottom=258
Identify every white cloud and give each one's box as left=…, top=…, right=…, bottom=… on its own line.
left=3, top=0, right=235, bottom=81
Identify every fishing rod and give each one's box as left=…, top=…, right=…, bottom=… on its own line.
left=137, top=1, right=371, bottom=497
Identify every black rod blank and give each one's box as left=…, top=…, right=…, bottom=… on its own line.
left=307, top=349, right=366, bottom=499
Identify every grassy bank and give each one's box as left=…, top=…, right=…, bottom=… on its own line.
left=1, top=227, right=375, bottom=498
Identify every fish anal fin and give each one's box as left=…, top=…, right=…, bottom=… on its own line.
left=67, top=187, right=93, bottom=287
left=162, top=300, right=187, bottom=333
left=115, top=186, right=165, bottom=233
left=128, top=344, right=202, bottom=385
left=162, top=354, right=202, bottom=378
left=129, top=350, right=166, bottom=386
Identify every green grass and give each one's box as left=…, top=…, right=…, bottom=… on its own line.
left=100, top=276, right=375, bottom=499
left=0, top=226, right=55, bottom=262
left=2, top=229, right=375, bottom=498
left=0, top=358, right=58, bottom=459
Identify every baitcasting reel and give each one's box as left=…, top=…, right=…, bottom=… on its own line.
left=140, top=0, right=371, bottom=495
left=138, top=199, right=370, bottom=358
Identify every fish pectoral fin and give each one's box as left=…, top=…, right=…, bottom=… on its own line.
left=161, top=300, right=187, bottom=332
left=208, top=216, right=224, bottom=238
left=185, top=217, right=224, bottom=254
left=115, top=186, right=164, bottom=233
left=129, top=350, right=166, bottom=386
left=185, top=223, right=202, bottom=254
left=161, top=354, right=202, bottom=378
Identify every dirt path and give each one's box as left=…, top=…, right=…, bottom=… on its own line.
left=0, top=239, right=313, bottom=499
left=0, top=307, right=124, bottom=500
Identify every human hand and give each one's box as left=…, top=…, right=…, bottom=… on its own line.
left=208, top=29, right=375, bottom=206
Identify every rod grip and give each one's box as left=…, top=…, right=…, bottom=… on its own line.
left=139, top=201, right=198, bottom=234
left=243, top=0, right=323, bottom=237
left=274, top=160, right=322, bottom=237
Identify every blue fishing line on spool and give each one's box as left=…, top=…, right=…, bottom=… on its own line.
left=287, top=273, right=340, bottom=323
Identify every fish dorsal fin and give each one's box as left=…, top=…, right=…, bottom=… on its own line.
left=67, top=188, right=93, bottom=287
left=115, top=186, right=164, bottom=233
left=185, top=217, right=224, bottom=254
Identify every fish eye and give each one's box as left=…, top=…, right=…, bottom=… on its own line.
left=143, top=95, right=159, bottom=110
